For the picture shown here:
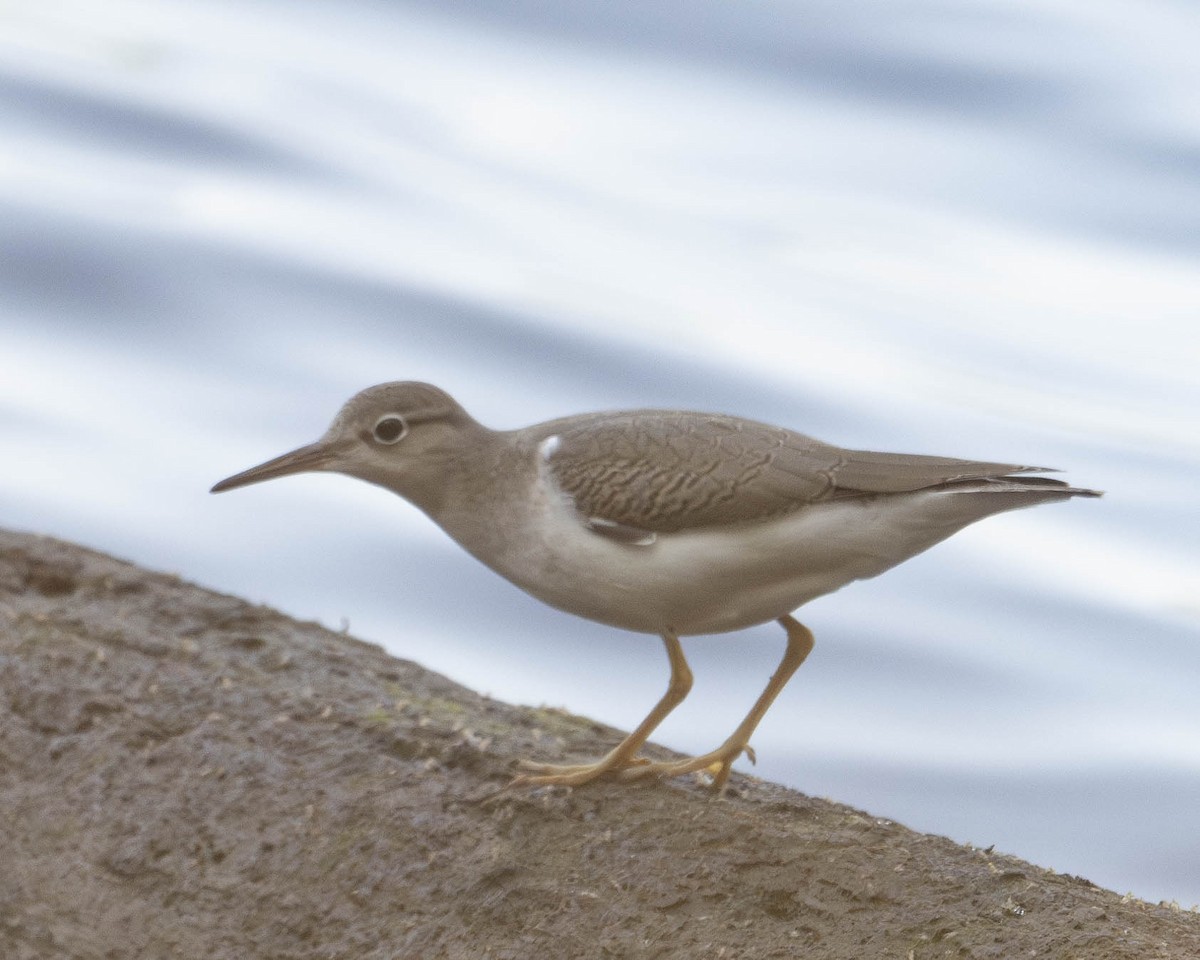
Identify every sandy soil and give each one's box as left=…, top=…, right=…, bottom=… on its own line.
left=2, top=528, right=1197, bottom=959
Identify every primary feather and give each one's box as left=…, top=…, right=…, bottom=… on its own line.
left=543, top=411, right=1081, bottom=534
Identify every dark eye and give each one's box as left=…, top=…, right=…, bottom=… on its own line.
left=372, top=414, right=407, bottom=444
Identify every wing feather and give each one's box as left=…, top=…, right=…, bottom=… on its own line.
left=544, top=411, right=1049, bottom=534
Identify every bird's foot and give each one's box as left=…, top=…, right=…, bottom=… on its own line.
left=508, top=752, right=652, bottom=789
left=616, top=741, right=757, bottom=794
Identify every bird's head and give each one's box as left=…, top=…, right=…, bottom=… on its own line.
left=211, top=382, right=486, bottom=507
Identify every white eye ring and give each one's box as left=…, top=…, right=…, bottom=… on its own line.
left=372, top=414, right=408, bottom=444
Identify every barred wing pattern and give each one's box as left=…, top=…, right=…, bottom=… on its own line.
left=545, top=411, right=1042, bottom=535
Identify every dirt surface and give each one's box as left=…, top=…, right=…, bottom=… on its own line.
left=2, top=529, right=1197, bottom=959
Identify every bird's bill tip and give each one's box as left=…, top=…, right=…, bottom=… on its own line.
left=210, top=441, right=333, bottom=494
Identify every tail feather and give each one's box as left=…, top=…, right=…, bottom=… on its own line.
left=967, top=475, right=1103, bottom=498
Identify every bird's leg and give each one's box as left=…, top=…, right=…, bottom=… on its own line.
left=619, top=615, right=814, bottom=793
left=510, top=630, right=694, bottom=788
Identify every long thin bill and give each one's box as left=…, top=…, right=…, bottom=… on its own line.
left=210, top=441, right=334, bottom=493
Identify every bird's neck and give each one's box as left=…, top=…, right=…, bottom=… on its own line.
left=414, top=427, right=535, bottom=562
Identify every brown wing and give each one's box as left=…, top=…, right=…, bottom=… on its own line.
left=545, top=411, right=1042, bottom=534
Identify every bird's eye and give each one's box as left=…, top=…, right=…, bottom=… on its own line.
left=372, top=414, right=408, bottom=444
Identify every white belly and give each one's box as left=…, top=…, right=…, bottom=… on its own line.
left=453, top=481, right=992, bottom=636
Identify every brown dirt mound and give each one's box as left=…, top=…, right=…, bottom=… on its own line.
left=2, top=529, right=1197, bottom=959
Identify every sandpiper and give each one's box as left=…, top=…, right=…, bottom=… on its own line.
left=212, top=382, right=1099, bottom=792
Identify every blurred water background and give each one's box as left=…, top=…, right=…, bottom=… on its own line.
left=2, top=0, right=1198, bottom=905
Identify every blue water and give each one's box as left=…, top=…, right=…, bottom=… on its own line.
left=2, top=0, right=1198, bottom=905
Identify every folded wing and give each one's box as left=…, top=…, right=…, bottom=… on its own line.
left=545, top=411, right=1065, bottom=535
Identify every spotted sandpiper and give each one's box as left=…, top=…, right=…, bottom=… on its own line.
left=212, top=382, right=1099, bottom=792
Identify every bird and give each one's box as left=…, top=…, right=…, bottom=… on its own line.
left=211, top=381, right=1100, bottom=793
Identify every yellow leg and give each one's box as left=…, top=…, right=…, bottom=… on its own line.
left=620, top=615, right=814, bottom=793
left=510, top=629, right=694, bottom=788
